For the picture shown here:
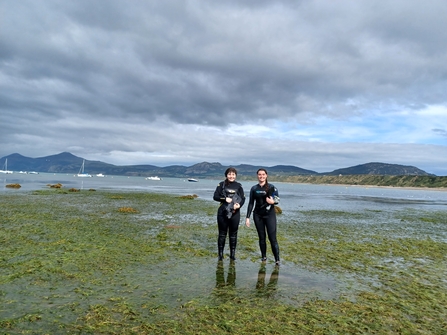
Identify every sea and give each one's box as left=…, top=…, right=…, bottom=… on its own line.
left=2, top=172, right=446, bottom=214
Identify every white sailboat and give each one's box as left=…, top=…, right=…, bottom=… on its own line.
left=76, top=160, right=92, bottom=177
left=0, top=158, right=13, bottom=174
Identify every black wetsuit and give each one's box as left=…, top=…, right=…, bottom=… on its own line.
left=246, top=183, right=280, bottom=262
left=213, top=180, right=245, bottom=259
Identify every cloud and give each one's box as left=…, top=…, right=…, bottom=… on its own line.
left=433, top=129, right=447, bottom=137
left=1, top=0, right=446, bottom=175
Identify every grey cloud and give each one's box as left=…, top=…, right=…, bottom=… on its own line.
left=1, top=1, right=446, bottom=175
left=2, top=1, right=446, bottom=126
left=433, top=129, right=447, bottom=137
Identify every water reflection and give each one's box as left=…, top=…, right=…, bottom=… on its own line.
left=215, top=260, right=236, bottom=288
left=256, top=264, right=279, bottom=296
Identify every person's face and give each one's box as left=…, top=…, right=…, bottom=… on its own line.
left=257, top=170, right=267, bottom=184
left=226, top=171, right=237, bottom=182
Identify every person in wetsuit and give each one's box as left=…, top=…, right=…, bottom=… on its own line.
left=213, top=167, right=245, bottom=261
left=245, top=168, right=281, bottom=264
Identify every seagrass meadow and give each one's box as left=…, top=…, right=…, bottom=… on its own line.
left=1, top=189, right=446, bottom=334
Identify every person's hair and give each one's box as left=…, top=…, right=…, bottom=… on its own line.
left=224, top=167, right=237, bottom=186
left=257, top=168, right=269, bottom=191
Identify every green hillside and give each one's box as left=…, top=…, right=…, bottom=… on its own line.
left=266, top=175, right=447, bottom=188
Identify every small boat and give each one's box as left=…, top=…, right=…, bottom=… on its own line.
left=0, top=158, right=13, bottom=174
left=76, top=160, right=92, bottom=177
left=146, top=176, right=161, bottom=180
left=96, top=173, right=105, bottom=177
left=28, top=171, right=39, bottom=174
left=188, top=178, right=198, bottom=182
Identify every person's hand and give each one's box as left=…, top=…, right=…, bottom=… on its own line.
left=226, top=197, right=232, bottom=203
left=234, top=203, right=240, bottom=210
left=266, top=196, right=275, bottom=205
left=245, top=218, right=250, bottom=228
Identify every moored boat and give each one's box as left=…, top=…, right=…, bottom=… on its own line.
left=146, top=176, right=161, bottom=180
left=0, top=159, right=13, bottom=174
left=76, top=160, right=92, bottom=177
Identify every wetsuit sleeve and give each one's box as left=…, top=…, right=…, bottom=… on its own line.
left=213, top=182, right=226, bottom=202
left=245, top=187, right=255, bottom=218
left=237, top=184, right=246, bottom=208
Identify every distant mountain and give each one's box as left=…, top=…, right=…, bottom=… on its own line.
left=1, top=152, right=159, bottom=176
left=184, top=162, right=225, bottom=176
left=324, top=162, right=434, bottom=176
left=0, top=153, right=435, bottom=177
left=260, top=164, right=317, bottom=176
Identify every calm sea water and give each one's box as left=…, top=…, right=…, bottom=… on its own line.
left=2, top=172, right=446, bottom=214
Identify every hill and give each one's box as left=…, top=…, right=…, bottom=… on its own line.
left=325, top=162, right=432, bottom=176
left=0, top=152, right=436, bottom=178
left=271, top=174, right=447, bottom=188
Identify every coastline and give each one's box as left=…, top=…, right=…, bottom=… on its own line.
left=283, top=182, right=447, bottom=192
left=264, top=174, right=447, bottom=190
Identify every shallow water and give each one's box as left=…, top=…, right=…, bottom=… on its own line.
left=0, top=259, right=346, bottom=332
left=124, top=258, right=344, bottom=308
left=1, top=184, right=446, bottom=333
left=2, top=172, right=447, bottom=212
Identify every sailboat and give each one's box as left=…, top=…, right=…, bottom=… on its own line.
left=0, top=158, right=13, bottom=174
left=76, top=160, right=92, bottom=177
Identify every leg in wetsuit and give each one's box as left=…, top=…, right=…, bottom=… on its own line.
left=217, top=211, right=240, bottom=260
left=253, top=211, right=280, bottom=263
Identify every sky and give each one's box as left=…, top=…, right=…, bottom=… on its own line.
left=1, top=0, right=447, bottom=175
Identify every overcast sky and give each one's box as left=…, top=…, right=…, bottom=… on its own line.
left=1, top=0, right=446, bottom=175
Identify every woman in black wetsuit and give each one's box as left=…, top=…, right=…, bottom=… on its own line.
left=245, top=168, right=281, bottom=264
left=213, top=167, right=245, bottom=261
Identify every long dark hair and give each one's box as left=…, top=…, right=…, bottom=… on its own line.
left=257, top=168, right=269, bottom=191
left=224, top=167, right=237, bottom=186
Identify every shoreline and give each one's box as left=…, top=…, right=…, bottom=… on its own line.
left=239, top=174, right=447, bottom=191
left=284, top=182, right=447, bottom=192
